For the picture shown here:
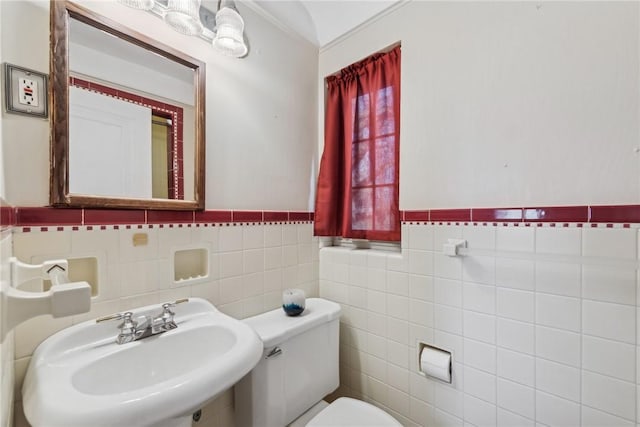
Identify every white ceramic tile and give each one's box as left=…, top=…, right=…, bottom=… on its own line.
left=243, top=294, right=265, bottom=318
left=349, top=265, right=368, bottom=287
left=367, top=251, right=387, bottom=269
left=462, top=255, right=495, bottom=286
left=408, top=250, right=434, bottom=276
left=242, top=226, right=264, bottom=249
left=434, top=305, right=463, bottom=335
left=218, top=226, right=243, bottom=252
left=243, top=249, right=264, bottom=274
left=463, top=366, right=496, bottom=403
left=433, top=408, right=464, bottom=427
left=117, top=228, right=159, bottom=262
left=219, top=251, right=243, bottom=279
left=387, top=386, right=411, bottom=415
left=410, top=397, right=431, bottom=426
left=367, top=289, right=387, bottom=314
left=219, top=276, right=243, bottom=304
left=464, top=394, right=497, bottom=427
left=263, top=268, right=282, bottom=292
left=536, top=358, right=580, bottom=402
left=583, top=227, right=637, bottom=260
left=497, top=318, right=534, bottom=355
left=13, top=230, right=72, bottom=260
left=242, top=272, right=264, bottom=298
left=408, top=225, right=434, bottom=250
left=497, top=348, right=534, bottom=387
left=410, top=372, right=436, bottom=404
left=71, top=228, right=119, bottom=265
left=497, top=408, right=534, bottom=427
left=583, top=300, right=636, bottom=344
left=583, top=335, right=635, bottom=382
left=581, top=405, right=635, bottom=427
left=535, top=261, right=580, bottom=297
left=535, top=227, right=581, bottom=255
left=367, top=311, right=387, bottom=336
left=263, top=224, right=282, bottom=247
left=366, top=267, right=387, bottom=292
left=495, top=258, right=534, bottom=291
left=497, top=378, right=535, bottom=420
left=536, top=293, right=580, bottom=333
left=463, top=311, right=495, bottom=344
left=119, top=260, right=160, bottom=296
left=583, top=264, right=636, bottom=305
left=435, top=278, right=463, bottom=307
left=386, top=252, right=408, bottom=272
left=496, top=227, right=534, bottom=253
left=535, top=390, right=580, bottom=427
left=387, top=340, right=410, bottom=369
left=387, top=363, right=410, bottom=393
left=264, top=247, right=282, bottom=270
left=535, top=326, right=581, bottom=367
left=497, top=288, right=534, bottom=323
left=348, top=285, right=367, bottom=309
left=434, top=330, right=464, bottom=365
left=387, top=294, right=409, bottom=320
left=349, top=249, right=368, bottom=266
left=298, top=243, right=312, bottom=264
left=282, top=244, right=298, bottom=267
left=367, top=335, right=387, bottom=361
left=462, top=226, right=496, bottom=250
left=387, top=270, right=409, bottom=296
left=409, top=274, right=433, bottom=302
left=434, top=224, right=463, bottom=248
left=281, top=224, right=298, bottom=246
left=409, top=299, right=433, bottom=328
left=434, top=253, right=462, bottom=280
left=434, top=382, right=463, bottom=419
left=462, top=282, right=495, bottom=315
left=409, top=323, right=434, bottom=349
left=582, top=370, right=636, bottom=420
left=463, top=339, right=496, bottom=374
left=296, top=223, right=313, bottom=244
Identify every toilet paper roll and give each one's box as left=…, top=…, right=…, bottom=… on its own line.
left=420, top=346, right=451, bottom=383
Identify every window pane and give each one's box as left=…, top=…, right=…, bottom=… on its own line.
left=352, top=141, right=372, bottom=187
left=352, top=93, right=370, bottom=141
left=375, top=136, right=395, bottom=185
left=375, top=86, right=394, bottom=136
left=374, top=186, right=396, bottom=231
left=352, top=188, right=373, bottom=230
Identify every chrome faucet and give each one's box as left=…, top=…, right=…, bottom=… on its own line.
left=96, top=298, right=188, bottom=344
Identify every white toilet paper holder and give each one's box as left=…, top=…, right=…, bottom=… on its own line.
left=417, top=342, right=452, bottom=384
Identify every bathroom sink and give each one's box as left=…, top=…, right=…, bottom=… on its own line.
left=22, top=298, right=263, bottom=427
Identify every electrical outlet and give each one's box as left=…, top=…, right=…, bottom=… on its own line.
left=18, top=77, right=39, bottom=107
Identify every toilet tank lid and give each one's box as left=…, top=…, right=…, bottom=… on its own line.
left=243, top=298, right=341, bottom=348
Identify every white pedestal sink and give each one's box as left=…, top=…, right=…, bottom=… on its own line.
left=22, top=298, right=263, bottom=427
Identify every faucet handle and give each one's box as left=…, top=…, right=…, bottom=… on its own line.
left=96, top=311, right=134, bottom=324
left=157, top=298, right=188, bottom=330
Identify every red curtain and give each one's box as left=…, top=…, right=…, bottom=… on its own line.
left=314, top=46, right=401, bottom=241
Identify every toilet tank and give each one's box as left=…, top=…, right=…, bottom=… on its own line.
left=235, top=298, right=341, bottom=427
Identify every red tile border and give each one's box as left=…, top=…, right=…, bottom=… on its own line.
left=84, top=209, right=146, bottom=225
left=403, top=210, right=429, bottom=222
left=430, top=209, right=471, bottom=222
left=264, top=211, right=289, bottom=222
left=523, top=206, right=589, bottom=223
left=590, top=205, right=640, bottom=223
left=195, top=210, right=232, bottom=223
left=17, top=207, right=83, bottom=226
left=290, top=212, right=311, bottom=221
left=472, top=208, right=523, bottom=222
left=147, top=210, right=194, bottom=224
left=0, top=206, right=16, bottom=227
left=233, top=211, right=263, bottom=222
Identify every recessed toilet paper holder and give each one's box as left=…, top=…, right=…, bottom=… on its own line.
left=417, top=342, right=452, bottom=384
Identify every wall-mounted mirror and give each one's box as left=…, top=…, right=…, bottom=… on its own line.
left=50, top=1, right=205, bottom=210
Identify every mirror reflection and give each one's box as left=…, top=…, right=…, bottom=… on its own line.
left=68, top=17, right=196, bottom=201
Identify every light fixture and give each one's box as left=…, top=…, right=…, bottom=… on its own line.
left=212, top=0, right=248, bottom=58
left=118, top=0, right=155, bottom=10
left=164, top=0, right=204, bottom=36
left=117, top=0, right=249, bottom=58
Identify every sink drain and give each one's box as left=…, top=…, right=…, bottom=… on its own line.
left=193, top=409, right=202, bottom=423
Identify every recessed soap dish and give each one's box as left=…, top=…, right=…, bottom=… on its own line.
left=170, top=246, right=210, bottom=286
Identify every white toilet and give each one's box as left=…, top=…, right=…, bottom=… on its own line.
left=235, top=298, right=402, bottom=427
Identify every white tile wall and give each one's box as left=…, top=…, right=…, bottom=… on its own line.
left=1, top=229, right=14, bottom=427
left=322, top=223, right=640, bottom=427
left=10, top=222, right=319, bottom=427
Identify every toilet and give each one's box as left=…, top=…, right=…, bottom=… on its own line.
left=235, top=298, right=401, bottom=427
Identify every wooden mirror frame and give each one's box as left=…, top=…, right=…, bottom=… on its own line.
left=50, top=1, right=205, bottom=210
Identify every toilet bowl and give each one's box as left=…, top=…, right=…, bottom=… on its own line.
left=234, top=298, right=401, bottom=427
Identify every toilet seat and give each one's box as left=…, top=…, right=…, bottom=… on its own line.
left=306, top=398, right=402, bottom=427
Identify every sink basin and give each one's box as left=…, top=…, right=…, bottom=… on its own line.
left=22, top=298, right=263, bottom=427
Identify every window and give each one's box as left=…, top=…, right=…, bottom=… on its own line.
left=314, top=45, right=401, bottom=241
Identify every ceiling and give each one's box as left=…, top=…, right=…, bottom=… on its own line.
left=244, top=0, right=401, bottom=47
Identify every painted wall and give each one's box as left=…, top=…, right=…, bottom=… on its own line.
left=319, top=1, right=640, bottom=209
left=1, top=0, right=319, bottom=210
